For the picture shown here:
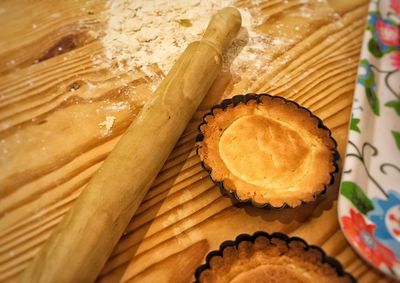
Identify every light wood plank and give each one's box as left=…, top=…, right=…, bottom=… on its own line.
left=0, top=0, right=394, bottom=282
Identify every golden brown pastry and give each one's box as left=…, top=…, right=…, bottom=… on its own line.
left=197, top=94, right=338, bottom=208
left=196, top=233, right=353, bottom=283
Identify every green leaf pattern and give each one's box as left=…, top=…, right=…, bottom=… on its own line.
left=392, top=131, right=400, bottom=151
left=341, top=181, right=374, bottom=215
left=358, top=59, right=380, bottom=116
left=385, top=100, right=400, bottom=116
left=350, top=117, right=361, bottom=133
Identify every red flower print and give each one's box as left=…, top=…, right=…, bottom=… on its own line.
left=391, top=0, right=400, bottom=15
left=391, top=52, right=400, bottom=69
left=342, top=209, right=398, bottom=268
left=389, top=212, right=400, bottom=236
left=377, top=18, right=400, bottom=46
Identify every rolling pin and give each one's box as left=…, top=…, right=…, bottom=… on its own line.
left=20, top=7, right=241, bottom=283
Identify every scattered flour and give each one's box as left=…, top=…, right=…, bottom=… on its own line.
left=98, top=116, right=116, bottom=136
left=104, top=101, right=131, bottom=112
left=97, top=0, right=271, bottom=79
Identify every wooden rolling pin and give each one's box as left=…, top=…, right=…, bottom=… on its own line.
left=20, top=7, right=241, bottom=283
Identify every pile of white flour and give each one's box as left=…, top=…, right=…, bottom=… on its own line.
left=98, top=0, right=270, bottom=76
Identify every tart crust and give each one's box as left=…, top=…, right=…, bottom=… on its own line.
left=196, top=233, right=353, bottom=283
left=197, top=94, right=338, bottom=208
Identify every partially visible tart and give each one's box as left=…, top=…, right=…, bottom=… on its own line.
left=194, top=232, right=354, bottom=283
left=197, top=94, right=338, bottom=208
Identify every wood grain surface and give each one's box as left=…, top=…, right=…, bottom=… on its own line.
left=0, top=0, right=395, bottom=282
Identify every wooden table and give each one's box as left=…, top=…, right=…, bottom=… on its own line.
left=0, top=0, right=396, bottom=282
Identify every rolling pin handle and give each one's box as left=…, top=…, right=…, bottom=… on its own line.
left=201, top=7, right=242, bottom=55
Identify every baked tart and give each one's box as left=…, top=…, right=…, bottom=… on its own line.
left=194, top=232, right=355, bottom=283
left=196, top=94, right=339, bottom=208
